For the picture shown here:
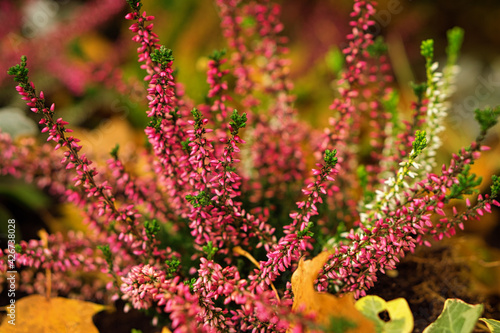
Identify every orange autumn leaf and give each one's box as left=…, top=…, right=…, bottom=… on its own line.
left=0, top=295, right=108, bottom=333
left=290, top=251, right=375, bottom=333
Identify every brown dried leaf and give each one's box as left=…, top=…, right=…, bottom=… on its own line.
left=0, top=295, right=107, bottom=333
left=291, top=251, right=375, bottom=332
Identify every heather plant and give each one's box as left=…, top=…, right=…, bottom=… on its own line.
left=1, top=0, right=500, bottom=332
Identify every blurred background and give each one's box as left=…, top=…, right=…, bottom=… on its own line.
left=1, top=0, right=499, bottom=241
left=1, top=1, right=500, bottom=330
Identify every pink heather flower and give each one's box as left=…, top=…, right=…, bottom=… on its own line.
left=3, top=1, right=499, bottom=332
left=121, top=264, right=166, bottom=310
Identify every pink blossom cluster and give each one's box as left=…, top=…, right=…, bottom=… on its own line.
left=0, top=0, right=128, bottom=94
left=1, top=0, right=499, bottom=332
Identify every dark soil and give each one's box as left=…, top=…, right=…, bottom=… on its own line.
left=367, top=241, right=500, bottom=332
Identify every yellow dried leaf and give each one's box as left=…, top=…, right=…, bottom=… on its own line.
left=70, top=117, right=142, bottom=162
left=290, top=251, right=375, bottom=332
left=0, top=295, right=107, bottom=333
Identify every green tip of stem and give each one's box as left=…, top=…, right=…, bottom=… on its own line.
left=475, top=106, right=500, bottom=134
left=412, top=130, right=428, bottom=156
left=420, top=39, right=434, bottom=61
left=491, top=175, right=500, bottom=198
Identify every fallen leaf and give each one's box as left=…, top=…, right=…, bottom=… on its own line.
left=355, top=295, right=413, bottom=333
left=480, top=318, right=500, bottom=333
left=290, top=251, right=375, bottom=332
left=70, top=117, right=143, bottom=162
left=423, top=298, right=483, bottom=333
left=0, top=295, right=107, bottom=333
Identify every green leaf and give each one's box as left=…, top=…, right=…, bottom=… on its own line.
left=325, top=46, right=344, bottom=74
left=209, top=49, right=226, bottom=62
left=475, top=106, right=500, bottom=135
left=423, top=299, right=483, bottom=333
left=7, top=55, right=29, bottom=88
left=126, top=0, right=142, bottom=12
left=411, top=130, right=427, bottom=158
left=367, top=36, right=388, bottom=57
left=382, top=90, right=400, bottom=128
left=324, top=149, right=338, bottom=167
left=144, top=219, right=160, bottom=239
left=480, top=318, right=500, bottom=333
left=421, top=39, right=434, bottom=61
left=202, top=241, right=218, bottom=260
left=446, top=27, right=464, bottom=66
left=491, top=175, right=500, bottom=198
left=110, top=144, right=120, bottom=160
left=0, top=182, right=50, bottom=209
left=355, top=295, right=413, bottom=333
left=410, top=82, right=427, bottom=102
left=229, top=109, right=247, bottom=135
left=241, top=16, right=256, bottom=28
left=325, top=316, right=357, bottom=333
left=151, top=45, right=174, bottom=66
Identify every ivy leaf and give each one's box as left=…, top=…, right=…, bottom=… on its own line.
left=480, top=318, right=500, bottom=333
left=0, top=295, right=108, bottom=332
left=355, top=295, right=413, bottom=333
left=423, top=299, right=483, bottom=333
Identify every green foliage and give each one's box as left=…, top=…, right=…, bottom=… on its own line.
left=110, top=144, right=120, bottom=160
left=420, top=39, right=434, bottom=62
left=165, top=257, right=180, bottom=279
left=202, top=241, right=218, bottom=260
left=97, top=244, right=113, bottom=269
left=241, top=16, right=256, bottom=28
left=382, top=90, right=400, bottom=130
left=209, top=49, right=226, bottom=62
left=181, top=138, right=191, bottom=152
left=355, top=295, right=413, bottom=333
left=423, top=299, right=483, bottom=333
left=7, top=56, right=29, bottom=89
left=324, top=149, right=338, bottom=167
left=446, top=165, right=482, bottom=200
left=151, top=45, right=174, bottom=66
left=183, top=278, right=197, bottom=293
left=480, top=318, right=500, bottom=333
left=324, top=316, right=358, bottom=333
left=475, top=106, right=500, bottom=135
left=491, top=175, right=500, bottom=198
left=357, top=165, right=369, bottom=189
left=229, top=109, right=247, bottom=136
left=191, top=107, right=203, bottom=130
left=325, top=46, right=345, bottom=75
left=410, top=82, right=427, bottom=102
left=144, top=219, right=160, bottom=239
left=421, top=39, right=435, bottom=88
left=186, top=191, right=213, bottom=208
left=170, top=107, right=181, bottom=122
left=297, top=221, right=314, bottom=238
left=357, top=165, right=375, bottom=203
left=148, top=117, right=163, bottom=131
left=15, top=244, right=22, bottom=254
left=367, top=36, right=388, bottom=57
left=446, top=27, right=464, bottom=66
left=126, top=0, right=142, bottom=12
left=411, top=130, right=427, bottom=158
